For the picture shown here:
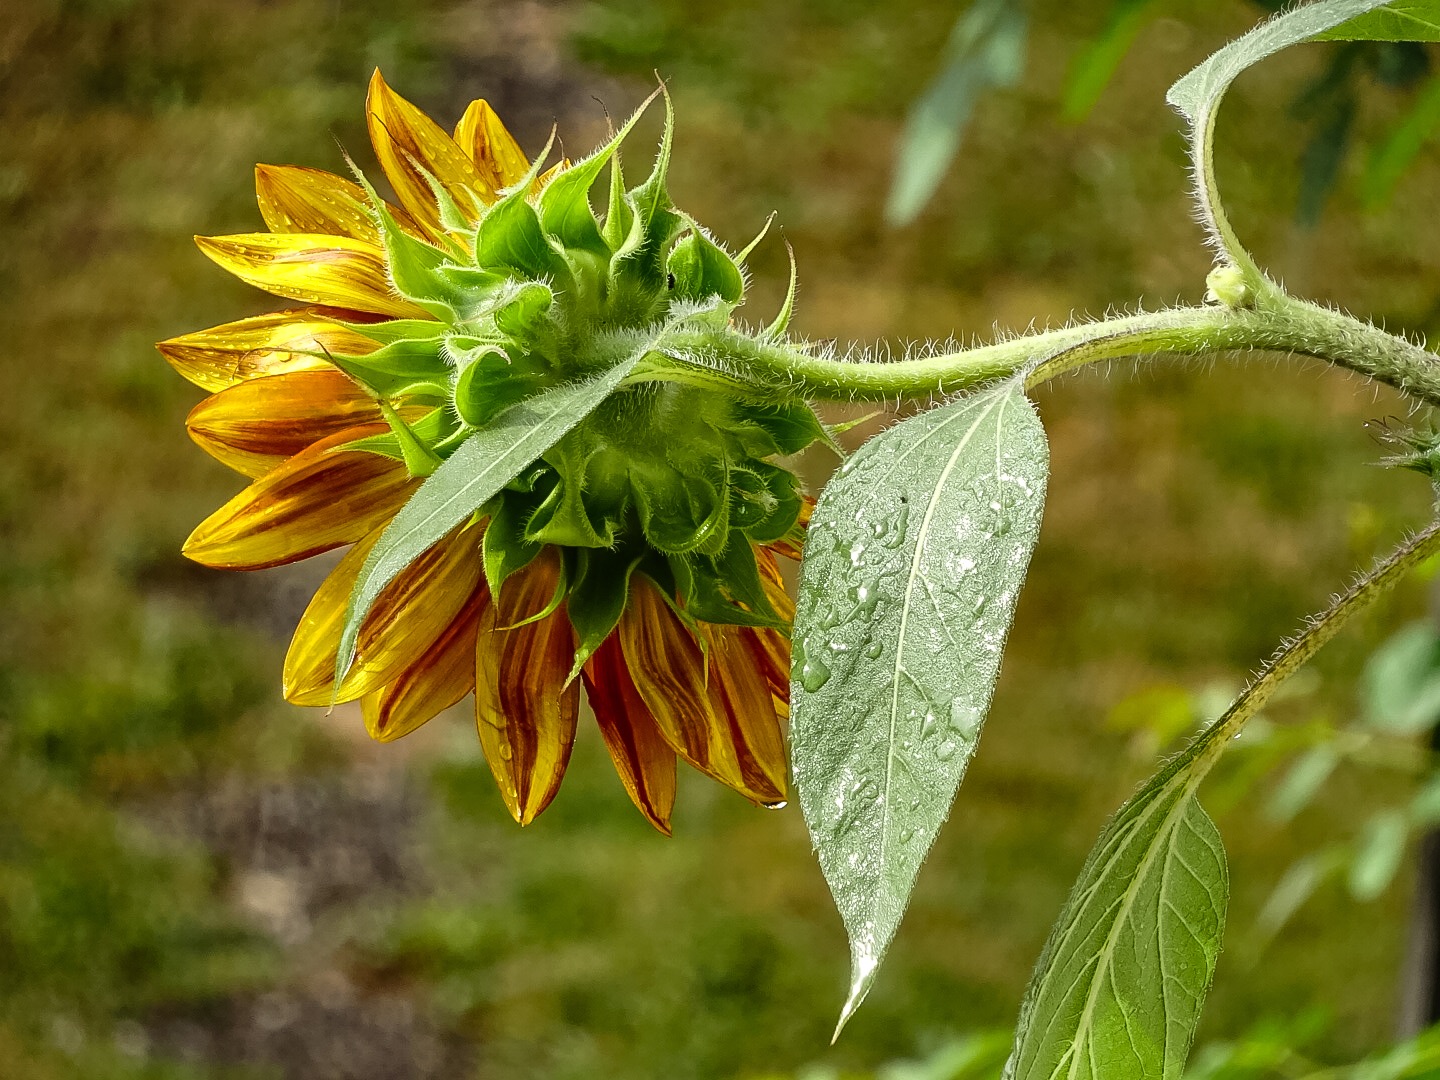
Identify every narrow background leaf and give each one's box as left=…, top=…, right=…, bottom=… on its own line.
left=885, top=0, right=1028, bottom=227
left=791, top=380, right=1048, bottom=1032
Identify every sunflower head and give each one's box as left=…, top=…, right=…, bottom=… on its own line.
left=161, top=73, right=821, bottom=832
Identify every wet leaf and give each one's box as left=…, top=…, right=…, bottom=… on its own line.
left=790, top=379, right=1048, bottom=1031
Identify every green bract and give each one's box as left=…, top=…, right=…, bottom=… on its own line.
left=330, top=92, right=823, bottom=682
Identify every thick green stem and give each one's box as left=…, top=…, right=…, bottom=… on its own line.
left=667, top=292, right=1440, bottom=407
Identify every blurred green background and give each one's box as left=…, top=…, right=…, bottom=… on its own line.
left=4, top=0, right=1440, bottom=1076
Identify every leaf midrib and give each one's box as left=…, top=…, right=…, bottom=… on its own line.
left=875, top=392, right=1007, bottom=926
left=1057, top=776, right=1200, bottom=1080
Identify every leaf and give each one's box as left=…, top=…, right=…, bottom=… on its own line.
left=1316, top=0, right=1440, bottom=40
left=1265, top=743, right=1340, bottom=823
left=1062, top=0, right=1163, bottom=122
left=790, top=379, right=1049, bottom=1032
left=886, top=0, right=1028, bottom=227
left=1362, top=72, right=1440, bottom=207
left=1003, top=754, right=1228, bottom=1080
left=1362, top=619, right=1440, bottom=733
left=1165, top=0, right=1400, bottom=261
left=1348, top=809, right=1408, bottom=900
left=1254, top=851, right=1343, bottom=943
left=335, top=359, right=637, bottom=686
left=1006, top=519, right=1440, bottom=1080
left=537, top=87, right=660, bottom=256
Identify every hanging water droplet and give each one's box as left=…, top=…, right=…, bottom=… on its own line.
left=950, top=697, right=981, bottom=740
left=883, top=503, right=910, bottom=549
left=800, top=653, right=832, bottom=692
left=763, top=800, right=788, bottom=810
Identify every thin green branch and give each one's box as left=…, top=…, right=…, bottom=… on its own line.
left=663, top=291, right=1440, bottom=407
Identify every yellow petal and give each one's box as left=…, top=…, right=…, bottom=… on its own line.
left=366, top=70, right=491, bottom=235
left=186, top=369, right=386, bottom=478
left=284, top=524, right=484, bottom=706
left=256, top=164, right=381, bottom=243
left=618, top=579, right=786, bottom=806
left=475, top=551, right=580, bottom=825
left=195, top=232, right=429, bottom=318
left=157, top=310, right=382, bottom=392
left=452, top=99, right=531, bottom=191
left=183, top=423, right=417, bottom=570
left=363, top=587, right=485, bottom=742
left=582, top=635, right=678, bottom=835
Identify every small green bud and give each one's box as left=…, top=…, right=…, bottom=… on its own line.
left=1204, top=264, right=1251, bottom=310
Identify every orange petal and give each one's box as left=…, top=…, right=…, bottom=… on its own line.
left=618, top=579, right=786, bottom=805
left=195, top=232, right=429, bottom=318
left=157, top=310, right=382, bottom=392
left=475, top=550, right=580, bottom=825
left=363, top=586, right=486, bottom=742
left=453, top=98, right=531, bottom=191
left=183, top=423, right=417, bottom=571
left=284, top=524, right=484, bottom=706
left=367, top=70, right=490, bottom=235
left=582, top=635, right=678, bottom=835
left=745, top=626, right=791, bottom=706
left=186, top=369, right=385, bottom=478
left=704, top=623, right=790, bottom=803
left=256, top=164, right=381, bottom=243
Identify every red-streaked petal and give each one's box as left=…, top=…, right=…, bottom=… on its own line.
left=256, top=164, right=382, bottom=242
left=183, top=423, right=417, bottom=570
left=157, top=310, right=383, bottom=392
left=582, top=635, right=678, bottom=835
left=745, top=626, right=791, bottom=705
left=195, top=232, right=429, bottom=318
left=284, top=524, right=484, bottom=706
left=366, top=70, right=490, bottom=234
left=618, top=579, right=786, bottom=806
left=452, top=98, right=531, bottom=191
left=186, top=369, right=385, bottom=478
left=474, top=550, right=579, bottom=825
left=362, top=584, right=486, bottom=741
left=705, top=623, right=789, bottom=802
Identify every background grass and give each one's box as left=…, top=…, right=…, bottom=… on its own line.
left=2, top=0, right=1438, bottom=1076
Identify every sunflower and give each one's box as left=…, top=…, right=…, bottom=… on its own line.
left=160, top=72, right=824, bottom=833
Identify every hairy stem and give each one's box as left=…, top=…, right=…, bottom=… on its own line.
left=669, top=291, right=1440, bottom=406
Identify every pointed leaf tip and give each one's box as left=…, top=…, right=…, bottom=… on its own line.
left=792, top=380, right=1048, bottom=1029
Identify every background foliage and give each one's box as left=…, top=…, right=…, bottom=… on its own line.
left=2, top=0, right=1439, bottom=1076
